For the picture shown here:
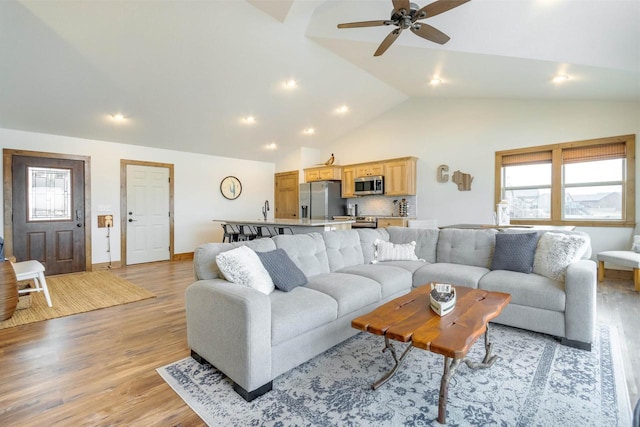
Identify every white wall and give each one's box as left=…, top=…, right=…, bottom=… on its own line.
left=0, top=128, right=275, bottom=264
left=323, top=98, right=640, bottom=258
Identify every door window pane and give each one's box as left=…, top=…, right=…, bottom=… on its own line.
left=28, top=167, right=72, bottom=221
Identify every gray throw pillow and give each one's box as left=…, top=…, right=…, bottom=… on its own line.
left=490, top=232, right=539, bottom=274
left=255, top=248, right=308, bottom=292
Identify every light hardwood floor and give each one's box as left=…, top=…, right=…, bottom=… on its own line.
left=0, top=260, right=637, bottom=425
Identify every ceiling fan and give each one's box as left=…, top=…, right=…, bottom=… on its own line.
left=337, top=0, right=471, bottom=56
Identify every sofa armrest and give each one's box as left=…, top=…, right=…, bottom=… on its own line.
left=185, top=279, right=272, bottom=392
left=564, top=259, right=597, bottom=344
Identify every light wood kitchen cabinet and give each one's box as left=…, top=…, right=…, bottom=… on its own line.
left=355, top=162, right=383, bottom=177
left=384, top=157, right=417, bottom=196
left=304, top=166, right=342, bottom=182
left=377, top=217, right=409, bottom=228
left=341, top=166, right=356, bottom=198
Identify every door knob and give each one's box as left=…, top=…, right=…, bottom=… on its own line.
left=128, top=218, right=137, bottom=222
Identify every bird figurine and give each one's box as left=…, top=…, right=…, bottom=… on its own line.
left=324, top=153, right=335, bottom=166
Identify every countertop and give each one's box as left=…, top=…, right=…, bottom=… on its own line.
left=214, top=218, right=355, bottom=226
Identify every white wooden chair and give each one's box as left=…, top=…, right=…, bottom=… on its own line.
left=597, top=226, right=640, bottom=292
left=12, top=260, right=52, bottom=307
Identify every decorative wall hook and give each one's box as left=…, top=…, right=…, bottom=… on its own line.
left=452, top=170, right=473, bottom=191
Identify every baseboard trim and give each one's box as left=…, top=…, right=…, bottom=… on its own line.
left=173, top=252, right=194, bottom=261
left=92, top=261, right=123, bottom=270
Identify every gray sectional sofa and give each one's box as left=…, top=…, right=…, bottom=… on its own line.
left=185, top=227, right=597, bottom=401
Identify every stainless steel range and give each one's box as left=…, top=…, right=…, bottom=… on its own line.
left=351, top=216, right=378, bottom=228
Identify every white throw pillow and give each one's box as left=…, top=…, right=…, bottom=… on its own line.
left=372, top=239, right=422, bottom=263
left=632, top=235, right=640, bottom=253
left=215, top=246, right=275, bottom=294
left=532, top=232, right=589, bottom=282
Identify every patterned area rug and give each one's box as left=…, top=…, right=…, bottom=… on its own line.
left=158, top=324, right=631, bottom=426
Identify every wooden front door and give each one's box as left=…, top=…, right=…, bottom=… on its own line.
left=11, top=155, right=86, bottom=275
left=274, top=171, right=299, bottom=219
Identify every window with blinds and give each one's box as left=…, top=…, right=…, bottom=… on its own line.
left=495, top=135, right=635, bottom=226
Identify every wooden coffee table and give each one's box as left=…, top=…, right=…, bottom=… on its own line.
left=352, top=285, right=511, bottom=424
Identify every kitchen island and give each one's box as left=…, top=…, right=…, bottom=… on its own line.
left=214, top=218, right=354, bottom=235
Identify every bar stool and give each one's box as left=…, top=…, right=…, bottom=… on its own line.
left=221, top=223, right=240, bottom=242
left=253, top=225, right=273, bottom=238
left=236, top=225, right=256, bottom=241
left=12, top=260, right=52, bottom=307
left=274, top=227, right=294, bottom=235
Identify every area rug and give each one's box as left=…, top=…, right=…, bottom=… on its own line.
left=158, top=324, right=631, bottom=426
left=0, top=271, right=155, bottom=329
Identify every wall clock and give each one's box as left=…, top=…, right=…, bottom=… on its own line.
left=220, top=176, right=242, bottom=200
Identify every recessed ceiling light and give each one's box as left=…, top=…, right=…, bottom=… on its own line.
left=336, top=105, right=349, bottom=114
left=552, top=74, right=570, bottom=83
left=429, top=78, right=442, bottom=86
left=303, top=128, right=315, bottom=135
left=243, top=115, right=256, bottom=124
left=265, top=142, right=278, bottom=150
left=111, top=113, right=126, bottom=121
left=284, top=79, right=298, bottom=89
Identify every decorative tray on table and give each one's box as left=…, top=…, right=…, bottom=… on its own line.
left=429, top=283, right=456, bottom=316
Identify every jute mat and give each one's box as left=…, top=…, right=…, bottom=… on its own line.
left=0, top=271, right=155, bottom=329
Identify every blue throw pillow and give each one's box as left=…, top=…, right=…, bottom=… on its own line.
left=490, top=232, right=539, bottom=274
left=255, top=248, right=308, bottom=292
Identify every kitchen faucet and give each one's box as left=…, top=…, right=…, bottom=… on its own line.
left=262, top=200, right=269, bottom=220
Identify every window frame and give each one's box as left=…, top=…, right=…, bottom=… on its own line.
left=495, top=134, right=635, bottom=227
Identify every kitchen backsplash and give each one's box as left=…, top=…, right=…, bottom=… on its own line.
left=345, top=195, right=417, bottom=217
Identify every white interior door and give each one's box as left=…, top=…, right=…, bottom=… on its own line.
left=126, top=164, right=170, bottom=265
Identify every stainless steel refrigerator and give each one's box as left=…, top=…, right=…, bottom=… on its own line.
left=299, top=181, right=345, bottom=220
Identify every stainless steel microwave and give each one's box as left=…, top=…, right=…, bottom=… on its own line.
left=354, top=175, right=384, bottom=196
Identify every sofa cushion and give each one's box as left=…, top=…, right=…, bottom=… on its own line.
left=270, top=287, right=338, bottom=345
left=337, top=264, right=413, bottom=298
left=491, top=232, right=538, bottom=273
left=386, top=226, right=439, bottom=263
left=373, top=239, right=421, bottom=263
left=273, top=233, right=331, bottom=277
left=377, top=260, right=429, bottom=276
left=305, top=272, right=381, bottom=317
left=215, top=246, right=275, bottom=294
left=356, top=228, right=390, bottom=264
left=533, top=232, right=590, bottom=282
left=323, top=230, right=365, bottom=272
left=255, top=248, right=308, bottom=292
left=194, top=238, right=277, bottom=280
left=437, top=228, right=497, bottom=268
left=413, top=262, right=489, bottom=288
left=479, top=270, right=566, bottom=312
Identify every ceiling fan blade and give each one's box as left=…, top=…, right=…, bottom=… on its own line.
left=338, top=20, right=391, bottom=29
left=374, top=28, right=403, bottom=56
left=415, top=0, right=471, bottom=20
left=410, top=23, right=450, bottom=44
left=392, top=0, right=411, bottom=14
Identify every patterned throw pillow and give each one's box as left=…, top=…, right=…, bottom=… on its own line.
left=490, top=232, right=538, bottom=273
left=215, top=246, right=275, bottom=294
left=255, top=248, right=308, bottom=292
left=533, top=232, right=589, bottom=282
left=372, top=239, right=422, bottom=263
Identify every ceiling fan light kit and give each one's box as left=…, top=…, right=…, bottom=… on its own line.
left=337, top=0, right=471, bottom=56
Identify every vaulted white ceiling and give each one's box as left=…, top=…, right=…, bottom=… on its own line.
left=1, top=0, right=638, bottom=163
